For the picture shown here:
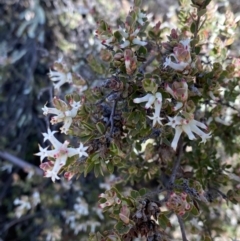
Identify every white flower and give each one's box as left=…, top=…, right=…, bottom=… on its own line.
left=165, top=81, right=188, bottom=101
left=120, top=40, right=130, bottom=48
left=35, top=129, right=88, bottom=182
left=48, top=69, right=72, bottom=90
left=214, top=116, right=231, bottom=126
left=134, top=92, right=164, bottom=126
left=101, top=36, right=114, bottom=45
left=118, top=26, right=147, bottom=48
left=43, top=100, right=81, bottom=134
left=132, top=38, right=147, bottom=46
left=137, top=11, right=147, bottom=25
left=166, top=116, right=212, bottom=151
left=45, top=227, right=62, bottom=241
left=14, top=196, right=31, bottom=218
left=163, top=39, right=192, bottom=71
left=148, top=93, right=164, bottom=126
left=74, top=197, right=89, bottom=216
left=133, top=93, right=156, bottom=109
left=173, top=101, right=183, bottom=111
left=59, top=117, right=73, bottom=134
left=31, top=191, right=41, bottom=207
left=180, top=39, right=191, bottom=51
left=118, top=26, right=128, bottom=38
left=74, top=223, right=88, bottom=235
left=163, top=56, right=189, bottom=71
left=77, top=143, right=89, bottom=157
left=165, top=115, right=182, bottom=128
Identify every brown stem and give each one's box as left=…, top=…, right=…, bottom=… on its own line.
left=168, top=136, right=184, bottom=188
left=109, top=100, right=117, bottom=137
left=138, top=54, right=156, bottom=74
left=177, top=215, right=189, bottom=241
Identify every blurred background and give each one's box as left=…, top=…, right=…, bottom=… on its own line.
left=0, top=0, right=240, bottom=240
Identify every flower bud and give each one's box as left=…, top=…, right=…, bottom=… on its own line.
left=100, top=49, right=112, bottom=62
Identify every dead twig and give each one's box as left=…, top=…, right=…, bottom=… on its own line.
left=0, top=151, right=43, bottom=176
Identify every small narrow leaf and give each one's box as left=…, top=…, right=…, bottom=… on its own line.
left=96, top=122, right=105, bottom=135
left=190, top=22, right=196, bottom=34
left=190, top=204, right=200, bottom=216
left=84, top=161, right=94, bottom=177
left=198, top=9, right=207, bottom=17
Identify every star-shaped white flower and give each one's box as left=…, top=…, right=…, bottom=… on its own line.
left=163, top=39, right=192, bottom=71
left=118, top=26, right=147, bottom=48
left=77, top=143, right=89, bottom=158
left=134, top=92, right=164, bottom=126
left=147, top=93, right=164, bottom=126
left=43, top=100, right=81, bottom=134
left=36, top=129, right=89, bottom=182
left=163, top=56, right=189, bottom=71
left=166, top=116, right=212, bottom=151
left=48, top=69, right=72, bottom=90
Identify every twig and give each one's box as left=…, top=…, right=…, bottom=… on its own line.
left=0, top=151, right=43, bottom=176
left=2, top=213, right=41, bottom=233
left=215, top=99, right=240, bottom=113
left=0, top=174, right=13, bottom=203
left=109, top=100, right=117, bottom=137
left=138, top=54, right=157, bottom=74
left=102, top=43, right=114, bottom=51
left=168, top=136, right=184, bottom=188
left=177, top=215, right=188, bottom=241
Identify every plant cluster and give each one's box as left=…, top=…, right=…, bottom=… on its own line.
left=33, top=0, right=240, bottom=240
left=1, top=0, right=240, bottom=240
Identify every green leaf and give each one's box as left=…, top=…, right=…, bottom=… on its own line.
left=94, top=164, right=101, bottom=177
left=111, top=187, right=122, bottom=198
left=113, top=156, right=121, bottom=165
left=195, top=46, right=201, bottom=54
left=198, top=9, right=207, bottom=17
left=201, top=235, right=212, bottom=241
left=114, top=31, right=123, bottom=42
left=138, top=46, right=147, bottom=56
left=203, top=0, right=211, bottom=8
left=142, top=78, right=158, bottom=94
left=79, top=134, right=94, bottom=143
left=92, top=153, right=100, bottom=162
left=114, top=221, right=131, bottom=235
left=81, top=122, right=95, bottom=131
left=121, top=197, right=135, bottom=207
left=130, top=190, right=140, bottom=199
left=134, top=0, right=142, bottom=7
left=158, top=213, right=171, bottom=229
left=84, top=153, right=100, bottom=177
left=88, top=55, right=105, bottom=74
left=84, top=161, right=94, bottom=177
left=139, top=188, right=146, bottom=196
left=148, top=30, right=156, bottom=39
left=96, top=122, right=105, bottom=135
left=190, top=204, right=199, bottom=216
left=88, top=232, right=104, bottom=241
left=106, top=161, right=114, bottom=174
left=190, top=22, right=196, bottom=34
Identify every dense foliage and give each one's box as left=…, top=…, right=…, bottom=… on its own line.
left=0, top=0, right=240, bottom=240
